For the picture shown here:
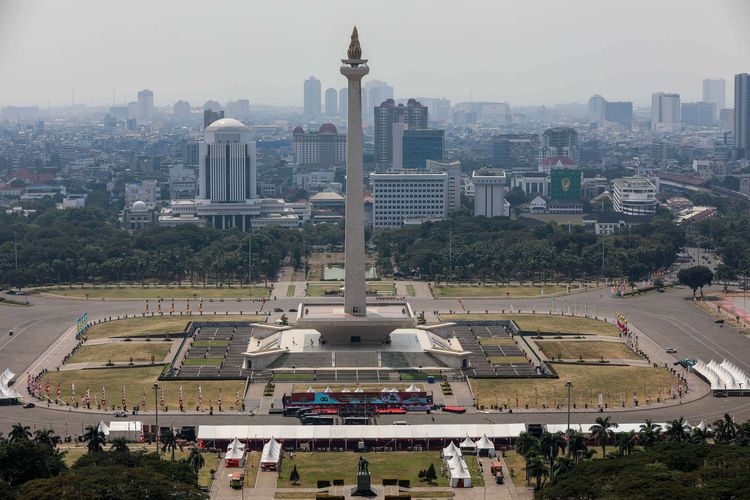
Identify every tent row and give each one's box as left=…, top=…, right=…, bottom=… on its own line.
left=305, top=384, right=421, bottom=393
left=693, top=359, right=750, bottom=391
left=198, top=423, right=525, bottom=442
left=224, top=437, right=281, bottom=470
left=445, top=435, right=497, bottom=457
left=97, top=420, right=142, bottom=441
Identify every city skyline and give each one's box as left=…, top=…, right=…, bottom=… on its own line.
left=1, top=0, right=748, bottom=108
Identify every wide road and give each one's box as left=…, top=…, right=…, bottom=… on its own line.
left=3, top=284, right=750, bottom=434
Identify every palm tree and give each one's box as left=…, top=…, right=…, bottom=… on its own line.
left=552, top=456, right=574, bottom=480
left=689, top=426, right=712, bottom=445
left=638, top=419, right=662, bottom=449
left=9, top=423, right=31, bottom=443
left=540, top=431, right=566, bottom=479
left=82, top=425, right=106, bottom=453
left=160, top=428, right=182, bottom=461
left=589, top=416, right=618, bottom=458
left=525, top=454, right=549, bottom=491
left=567, top=431, right=588, bottom=463
left=665, top=417, right=689, bottom=442
left=735, top=422, right=750, bottom=446
left=515, top=432, right=540, bottom=458
left=187, top=446, right=205, bottom=475
left=110, top=437, right=130, bottom=453
left=615, top=431, right=637, bottom=456
left=713, top=413, right=738, bottom=444
left=33, top=429, right=61, bottom=448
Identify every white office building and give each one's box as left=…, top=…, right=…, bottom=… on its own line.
left=125, top=179, right=159, bottom=209
left=651, top=92, right=681, bottom=132
left=426, top=160, right=462, bottom=213
left=472, top=169, right=508, bottom=218
left=612, top=177, right=657, bottom=215
left=371, top=170, right=448, bottom=228
left=137, top=89, right=154, bottom=122
left=703, top=78, right=725, bottom=119
left=292, top=124, right=346, bottom=165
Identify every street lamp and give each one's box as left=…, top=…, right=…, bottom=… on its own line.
left=153, top=383, right=159, bottom=456
left=565, top=381, right=573, bottom=454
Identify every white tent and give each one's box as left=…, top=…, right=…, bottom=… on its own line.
left=405, top=384, right=420, bottom=392
left=354, top=388, right=364, bottom=393
left=323, top=386, right=333, bottom=393
left=459, top=435, right=477, bottom=451
left=695, top=420, right=708, bottom=431
left=260, top=437, right=282, bottom=470
left=442, top=441, right=462, bottom=458
left=389, top=387, right=399, bottom=392
left=381, top=387, right=390, bottom=392
left=227, top=437, right=245, bottom=452
left=108, top=421, right=141, bottom=441
left=341, top=388, right=351, bottom=393
left=225, top=437, right=245, bottom=467
left=446, top=455, right=472, bottom=487
left=306, top=386, right=315, bottom=393
left=476, top=434, right=496, bottom=457
left=97, top=420, right=110, bottom=437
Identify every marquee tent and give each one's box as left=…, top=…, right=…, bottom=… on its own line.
left=225, top=437, right=246, bottom=468
left=260, top=437, right=282, bottom=471
left=476, top=434, right=496, bottom=457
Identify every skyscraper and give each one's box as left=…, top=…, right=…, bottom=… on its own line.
left=736, top=74, right=750, bottom=157
left=588, top=95, right=606, bottom=123
left=605, top=101, right=633, bottom=127
left=703, top=78, right=726, bottom=119
left=681, top=101, right=716, bottom=127
left=173, top=100, right=191, bottom=119
left=374, top=98, right=428, bottom=168
left=401, top=129, right=445, bottom=168
left=540, top=127, right=579, bottom=165
left=198, top=118, right=256, bottom=203
left=651, top=92, right=681, bottom=132
left=491, top=134, right=540, bottom=173
left=324, top=87, right=338, bottom=117
left=338, top=88, right=348, bottom=117
left=226, top=99, right=250, bottom=120
left=304, top=76, right=321, bottom=117
left=137, top=89, right=153, bottom=121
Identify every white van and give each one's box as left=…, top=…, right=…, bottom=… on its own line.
left=392, top=420, right=408, bottom=425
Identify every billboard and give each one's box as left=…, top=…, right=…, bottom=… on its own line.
left=550, top=168, right=582, bottom=201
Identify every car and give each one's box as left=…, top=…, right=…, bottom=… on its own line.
left=273, top=307, right=283, bottom=312
left=288, top=308, right=298, bottom=312
left=495, top=475, right=504, bottom=485
left=715, top=319, right=725, bottom=324
left=8, top=329, right=13, bottom=336
left=113, top=410, right=128, bottom=417
left=676, top=285, right=685, bottom=289
left=236, top=298, right=241, bottom=302
left=22, top=402, right=35, bottom=409
left=665, top=347, right=678, bottom=354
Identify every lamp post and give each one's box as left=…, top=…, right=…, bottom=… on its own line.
left=565, top=381, right=573, bottom=454
left=153, top=383, right=159, bottom=456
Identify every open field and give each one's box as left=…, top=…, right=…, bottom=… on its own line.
left=503, top=450, right=528, bottom=487
left=440, top=313, right=620, bottom=336
left=69, top=342, right=172, bottom=364
left=182, top=358, right=223, bottom=366
left=433, top=284, right=567, bottom=298
left=306, top=282, right=396, bottom=297
left=39, top=366, right=245, bottom=410
left=470, top=364, right=680, bottom=409
left=244, top=451, right=260, bottom=487
left=43, top=285, right=271, bottom=299
left=286, top=285, right=296, bottom=297
left=478, top=338, right=515, bottom=346
left=488, top=356, right=530, bottom=365
left=537, top=340, right=640, bottom=361
left=306, top=252, right=377, bottom=281
left=59, top=443, right=218, bottom=487
left=85, top=314, right=265, bottom=340
left=277, top=451, right=452, bottom=488
left=291, top=383, right=423, bottom=393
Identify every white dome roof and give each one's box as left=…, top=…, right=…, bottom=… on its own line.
left=131, top=200, right=147, bottom=211
left=205, top=118, right=249, bottom=132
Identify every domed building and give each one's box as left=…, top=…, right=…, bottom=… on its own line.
left=123, top=200, right=156, bottom=230
left=292, top=123, right=346, bottom=166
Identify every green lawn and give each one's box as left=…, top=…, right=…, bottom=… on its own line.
left=306, top=282, right=396, bottom=297
left=433, top=284, right=567, bottom=298
left=286, top=285, right=296, bottom=297
left=44, top=285, right=271, bottom=299
left=39, top=366, right=245, bottom=411
left=406, top=284, right=416, bottom=297
left=85, top=315, right=265, bottom=340
left=478, top=338, right=515, bottom=346
left=440, top=313, right=620, bottom=336
left=69, top=342, right=172, bottom=364
left=488, top=356, right=530, bottom=365
left=193, top=340, right=230, bottom=348
left=537, top=340, right=640, bottom=361
left=182, top=357, right=223, bottom=366
left=470, top=364, right=679, bottom=409
left=277, top=452, right=451, bottom=488
left=503, top=450, right=528, bottom=487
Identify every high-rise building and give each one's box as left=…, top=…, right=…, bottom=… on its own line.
left=304, top=76, right=322, bottom=117
left=182, top=141, right=200, bottom=167
left=203, top=109, right=225, bottom=129
left=681, top=101, right=716, bottom=127
left=198, top=118, right=257, bottom=203
left=173, top=100, right=191, bottom=119
left=491, top=134, right=540, bottom=173
left=401, top=129, right=444, bottom=168
left=374, top=98, right=428, bottom=168
left=324, top=88, right=338, bottom=117
left=612, top=177, right=657, bottom=215
left=226, top=99, right=250, bottom=120
left=127, top=101, right=138, bottom=120
left=292, top=123, right=346, bottom=165
left=703, top=78, right=726, bottom=119
left=651, top=92, right=681, bottom=132
left=371, top=171, right=448, bottom=228
left=540, top=127, right=579, bottom=165
left=426, top=160, right=462, bottom=213
left=472, top=168, right=508, bottom=218
left=720, top=108, right=734, bottom=132
left=588, top=95, right=606, bottom=123
left=204, top=100, right=222, bottom=112
left=137, top=89, right=153, bottom=121
left=735, top=73, right=750, bottom=156
left=338, top=88, right=348, bottom=117
left=605, top=101, right=633, bottom=127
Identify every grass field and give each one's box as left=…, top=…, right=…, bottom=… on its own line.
left=537, top=340, right=640, bottom=360
left=433, top=284, right=567, bottom=298
left=39, top=366, right=245, bottom=410
left=478, top=338, right=515, bottom=346
left=193, top=340, right=230, bottom=348
left=286, top=285, right=296, bottom=297
left=44, top=285, right=270, bottom=299
left=440, top=313, right=620, bottom=336
left=406, top=284, right=416, bottom=297
left=306, top=282, right=396, bottom=297
left=244, top=451, right=259, bottom=487
left=85, top=314, right=265, bottom=340
left=503, top=450, right=528, bottom=487
left=277, top=452, right=451, bottom=488
left=69, top=343, right=172, bottom=364
left=470, top=364, right=680, bottom=409
left=488, top=356, right=529, bottom=365
left=291, top=383, right=423, bottom=393
left=182, top=357, right=223, bottom=366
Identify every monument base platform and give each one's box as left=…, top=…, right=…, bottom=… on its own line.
left=351, top=472, right=377, bottom=497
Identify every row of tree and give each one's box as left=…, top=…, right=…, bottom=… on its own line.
left=518, top=413, right=749, bottom=495
left=0, top=422, right=206, bottom=498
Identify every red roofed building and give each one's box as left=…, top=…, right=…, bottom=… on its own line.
left=539, top=155, right=577, bottom=174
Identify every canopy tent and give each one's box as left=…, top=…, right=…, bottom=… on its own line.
left=108, top=421, right=141, bottom=441
left=98, top=420, right=110, bottom=437
left=225, top=437, right=246, bottom=468
left=323, top=386, right=333, bottom=393
left=442, top=441, right=462, bottom=458
left=446, top=455, right=472, bottom=488
left=306, top=387, right=315, bottom=393
left=354, top=388, right=364, bottom=393
left=695, top=420, right=708, bottom=431
left=260, top=438, right=282, bottom=470
left=405, top=384, right=420, bottom=392
left=341, top=388, right=351, bottom=393
left=476, top=434, right=496, bottom=457
left=0, top=368, right=20, bottom=402
left=459, top=435, right=477, bottom=451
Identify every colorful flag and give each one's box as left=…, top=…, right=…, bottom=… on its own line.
left=102, top=386, right=106, bottom=406
left=179, top=385, right=184, bottom=407
left=235, top=388, right=241, bottom=407
left=217, top=387, right=222, bottom=411
left=198, top=385, right=202, bottom=405
left=160, top=386, right=165, bottom=407
left=86, top=387, right=91, bottom=406
left=121, top=387, right=126, bottom=408
left=141, top=389, right=146, bottom=409
left=71, top=383, right=76, bottom=402
left=56, top=381, right=61, bottom=401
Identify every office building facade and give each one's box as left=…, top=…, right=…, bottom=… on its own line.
left=491, top=134, right=540, bottom=172
left=540, top=127, right=579, bottom=165
left=472, top=168, right=508, bottom=218
left=612, top=177, right=657, bottom=215
left=651, top=92, right=681, bottom=132
left=605, top=101, right=633, bottom=127
left=198, top=118, right=257, bottom=203
left=292, top=123, right=346, bottom=165
left=173, top=100, right=191, bottom=119
left=374, top=98, right=428, bottom=168
left=370, top=170, right=448, bottom=228
left=324, top=88, right=338, bottom=117
left=137, top=89, right=154, bottom=122
left=304, top=76, right=322, bottom=117
left=703, top=78, right=726, bottom=119
left=735, top=73, right=750, bottom=156
left=401, top=129, right=444, bottom=168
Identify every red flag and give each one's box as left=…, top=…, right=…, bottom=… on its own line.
left=142, top=389, right=146, bottom=409
left=160, top=386, right=165, bottom=407
left=217, top=387, right=222, bottom=411
left=235, top=388, right=240, bottom=407
left=198, top=385, right=202, bottom=405
left=56, top=382, right=61, bottom=401
left=102, top=386, right=106, bottom=406
left=121, top=386, right=126, bottom=408
left=45, top=380, right=50, bottom=398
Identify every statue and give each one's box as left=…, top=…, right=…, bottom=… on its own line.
left=348, top=26, right=362, bottom=60
left=352, top=455, right=375, bottom=496
left=358, top=455, right=369, bottom=474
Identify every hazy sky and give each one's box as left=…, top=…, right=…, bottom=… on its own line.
left=1, top=0, right=749, bottom=108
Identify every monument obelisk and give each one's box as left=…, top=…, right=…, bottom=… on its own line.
left=341, top=27, right=369, bottom=316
